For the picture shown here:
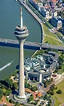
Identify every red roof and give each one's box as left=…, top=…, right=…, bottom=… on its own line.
left=51, top=0, right=58, bottom=4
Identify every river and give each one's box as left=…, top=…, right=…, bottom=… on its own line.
left=0, top=0, right=41, bottom=80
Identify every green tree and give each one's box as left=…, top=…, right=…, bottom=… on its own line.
left=0, top=88, right=3, bottom=99
left=9, top=99, right=14, bottom=103
left=56, top=89, right=62, bottom=94
left=31, top=86, right=38, bottom=92
left=6, top=79, right=13, bottom=88
left=2, top=78, right=13, bottom=89
left=50, top=84, right=55, bottom=90
left=28, top=95, right=34, bottom=102
left=4, top=88, right=11, bottom=96
left=58, top=54, right=64, bottom=65
left=12, top=82, right=18, bottom=90
left=14, top=102, right=20, bottom=106
left=43, top=2, right=46, bottom=6
left=47, top=89, right=54, bottom=95
left=3, top=104, right=7, bottom=106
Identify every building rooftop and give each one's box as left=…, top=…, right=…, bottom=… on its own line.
left=51, top=0, right=58, bottom=4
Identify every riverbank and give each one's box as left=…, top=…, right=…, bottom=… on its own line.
left=18, top=0, right=44, bottom=43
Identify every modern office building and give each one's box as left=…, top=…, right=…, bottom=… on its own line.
left=14, top=8, right=29, bottom=98
left=51, top=17, right=62, bottom=29
left=24, top=52, right=59, bottom=83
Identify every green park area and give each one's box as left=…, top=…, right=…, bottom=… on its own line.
left=43, top=24, right=63, bottom=45
left=52, top=80, right=64, bottom=106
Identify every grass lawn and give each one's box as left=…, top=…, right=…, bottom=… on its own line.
left=44, top=36, right=62, bottom=45
left=52, top=80, right=64, bottom=106
left=52, top=96, right=61, bottom=106
left=43, top=24, right=64, bottom=45
left=56, top=32, right=63, bottom=37
left=43, top=24, right=58, bottom=39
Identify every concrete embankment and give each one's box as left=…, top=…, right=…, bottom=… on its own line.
left=18, top=0, right=44, bottom=43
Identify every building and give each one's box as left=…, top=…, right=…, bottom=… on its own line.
left=62, top=18, right=64, bottom=27
left=51, top=16, right=62, bottom=29
left=40, top=7, right=50, bottom=19
left=28, top=0, right=52, bottom=19
left=24, top=52, right=59, bottom=83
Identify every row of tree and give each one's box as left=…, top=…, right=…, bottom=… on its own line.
left=0, top=78, right=18, bottom=99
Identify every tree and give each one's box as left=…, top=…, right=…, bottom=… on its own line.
left=3, top=104, right=7, bottom=106
left=14, top=102, right=20, bottom=106
left=4, top=88, right=11, bottom=96
left=43, top=94, right=48, bottom=100
left=43, top=2, right=46, bottom=6
left=58, top=54, right=64, bottom=65
left=5, top=79, right=13, bottom=88
left=2, top=78, right=13, bottom=89
left=0, top=88, right=3, bottom=99
left=28, top=95, right=34, bottom=102
left=56, top=89, right=62, bottom=94
left=50, top=84, right=55, bottom=91
left=31, top=86, right=38, bottom=92
left=25, top=81, right=32, bottom=89
left=9, top=99, right=14, bottom=103
left=58, top=65, right=61, bottom=69
left=12, top=82, right=18, bottom=90
left=47, top=89, right=54, bottom=95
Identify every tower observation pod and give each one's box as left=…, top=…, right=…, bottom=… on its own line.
left=14, top=8, right=29, bottom=99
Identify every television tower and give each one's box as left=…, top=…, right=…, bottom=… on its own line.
left=14, top=8, right=29, bottom=98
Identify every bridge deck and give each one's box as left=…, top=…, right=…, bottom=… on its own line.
left=0, top=38, right=64, bottom=51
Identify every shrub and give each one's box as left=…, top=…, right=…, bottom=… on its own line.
left=56, top=89, right=62, bottom=94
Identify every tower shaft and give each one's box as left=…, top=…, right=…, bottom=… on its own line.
left=20, top=8, right=23, bottom=28
left=18, top=40, right=25, bottom=98
left=14, top=8, right=29, bottom=99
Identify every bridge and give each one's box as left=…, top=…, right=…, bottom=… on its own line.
left=0, top=38, right=64, bottom=51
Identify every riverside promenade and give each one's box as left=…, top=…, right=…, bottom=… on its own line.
left=18, top=0, right=44, bottom=43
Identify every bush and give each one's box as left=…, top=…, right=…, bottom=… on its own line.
left=3, top=104, right=7, bottom=106
left=28, top=95, right=34, bottom=102
left=31, top=86, right=38, bottom=92
left=14, top=102, right=20, bottom=106
left=56, top=89, right=62, bottom=94
left=9, top=99, right=14, bottom=103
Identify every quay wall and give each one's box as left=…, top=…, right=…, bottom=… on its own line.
left=18, top=0, right=44, bottom=43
